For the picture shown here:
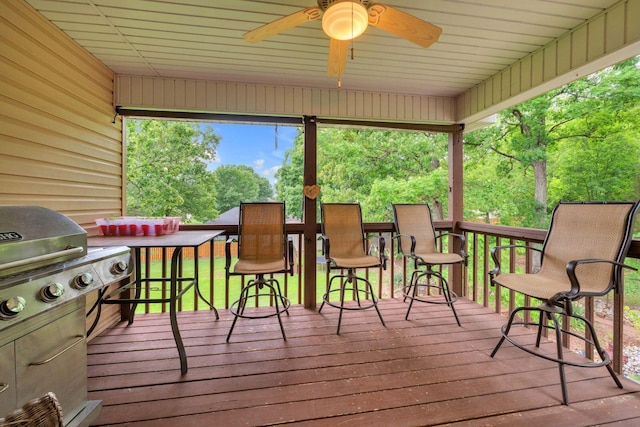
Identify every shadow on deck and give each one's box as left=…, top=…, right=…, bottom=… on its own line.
left=87, top=298, right=640, bottom=426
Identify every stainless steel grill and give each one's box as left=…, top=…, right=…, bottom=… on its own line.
left=0, top=206, right=132, bottom=426
left=0, top=206, right=86, bottom=278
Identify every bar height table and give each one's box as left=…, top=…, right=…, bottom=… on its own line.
left=88, top=230, right=223, bottom=374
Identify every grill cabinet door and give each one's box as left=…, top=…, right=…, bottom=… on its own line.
left=15, top=307, right=87, bottom=425
left=0, top=342, right=16, bottom=417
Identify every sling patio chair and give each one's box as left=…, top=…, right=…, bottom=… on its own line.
left=319, top=203, right=387, bottom=334
left=392, top=203, right=467, bottom=325
left=490, top=200, right=640, bottom=405
left=225, top=202, right=294, bottom=342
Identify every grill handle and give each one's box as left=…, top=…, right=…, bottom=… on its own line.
left=29, top=335, right=84, bottom=366
left=0, top=246, right=84, bottom=274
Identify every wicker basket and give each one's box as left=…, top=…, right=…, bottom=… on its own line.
left=0, top=392, right=63, bottom=427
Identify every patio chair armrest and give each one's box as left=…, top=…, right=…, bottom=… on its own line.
left=565, top=258, right=638, bottom=297
left=225, top=237, right=236, bottom=274
left=319, top=234, right=331, bottom=259
left=286, top=240, right=295, bottom=276
left=436, top=232, right=467, bottom=260
left=489, top=244, right=542, bottom=283
left=378, top=235, right=388, bottom=270
left=367, top=234, right=387, bottom=269
left=392, top=233, right=417, bottom=257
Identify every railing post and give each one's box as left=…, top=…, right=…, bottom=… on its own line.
left=448, top=129, right=464, bottom=296
left=303, top=115, right=318, bottom=308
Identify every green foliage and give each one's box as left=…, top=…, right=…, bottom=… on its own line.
left=275, top=128, right=449, bottom=221
left=126, top=119, right=220, bottom=222
left=364, top=172, right=448, bottom=222
left=275, top=131, right=305, bottom=220
left=212, top=165, right=273, bottom=213
left=625, top=306, right=640, bottom=330
left=126, top=120, right=277, bottom=223
left=464, top=57, right=640, bottom=228
left=546, top=59, right=640, bottom=205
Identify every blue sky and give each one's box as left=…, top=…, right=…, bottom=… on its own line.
left=205, top=123, right=299, bottom=184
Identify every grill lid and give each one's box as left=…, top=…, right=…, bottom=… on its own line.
left=0, top=206, right=87, bottom=278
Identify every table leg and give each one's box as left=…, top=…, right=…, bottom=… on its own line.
left=128, top=248, right=142, bottom=325
left=86, top=287, right=107, bottom=336
left=170, top=247, right=188, bottom=374
left=193, top=245, right=219, bottom=319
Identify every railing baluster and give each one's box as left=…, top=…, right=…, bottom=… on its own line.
left=484, top=235, right=491, bottom=309
left=508, top=239, right=516, bottom=315
left=470, top=236, right=478, bottom=303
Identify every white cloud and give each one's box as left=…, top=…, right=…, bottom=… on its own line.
left=262, top=165, right=280, bottom=182
left=253, top=159, right=265, bottom=169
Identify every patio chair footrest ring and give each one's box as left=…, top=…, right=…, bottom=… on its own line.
left=321, top=287, right=379, bottom=311
left=498, top=320, right=612, bottom=369
left=229, top=293, right=290, bottom=319
left=401, top=284, right=459, bottom=305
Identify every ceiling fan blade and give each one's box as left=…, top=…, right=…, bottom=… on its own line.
left=243, top=7, right=322, bottom=43
left=368, top=4, right=442, bottom=48
left=327, top=38, right=349, bottom=77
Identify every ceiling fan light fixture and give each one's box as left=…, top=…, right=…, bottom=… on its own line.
left=322, top=0, right=369, bottom=40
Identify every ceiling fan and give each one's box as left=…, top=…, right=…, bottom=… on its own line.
left=243, top=0, right=442, bottom=77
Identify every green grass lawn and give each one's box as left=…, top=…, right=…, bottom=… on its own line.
left=133, top=257, right=389, bottom=314
left=133, top=253, right=640, bottom=317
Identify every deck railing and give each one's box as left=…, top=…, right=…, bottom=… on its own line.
left=128, top=222, right=640, bottom=376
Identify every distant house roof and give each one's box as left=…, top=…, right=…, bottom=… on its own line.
left=210, top=205, right=301, bottom=225
left=211, top=207, right=239, bottom=225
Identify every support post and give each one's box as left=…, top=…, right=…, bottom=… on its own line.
left=303, top=116, right=318, bottom=308
left=448, top=129, right=464, bottom=297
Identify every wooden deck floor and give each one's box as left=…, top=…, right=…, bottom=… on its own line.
left=87, top=298, right=640, bottom=426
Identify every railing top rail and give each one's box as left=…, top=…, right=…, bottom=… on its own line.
left=457, top=221, right=546, bottom=242
left=181, top=221, right=639, bottom=258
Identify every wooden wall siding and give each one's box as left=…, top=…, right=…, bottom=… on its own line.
left=0, top=0, right=121, bottom=232
left=115, top=76, right=457, bottom=124
left=457, top=0, right=640, bottom=125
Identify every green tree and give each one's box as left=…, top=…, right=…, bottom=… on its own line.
left=465, top=57, right=640, bottom=227
left=257, top=174, right=274, bottom=201
left=275, top=131, right=305, bottom=220
left=213, top=165, right=273, bottom=213
left=275, top=128, right=448, bottom=221
left=126, top=119, right=220, bottom=222
left=462, top=126, right=535, bottom=224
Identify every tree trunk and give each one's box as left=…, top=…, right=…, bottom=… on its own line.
left=532, top=159, right=547, bottom=226
left=432, top=200, right=443, bottom=220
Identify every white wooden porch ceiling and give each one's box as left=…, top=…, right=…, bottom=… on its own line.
left=26, top=0, right=621, bottom=98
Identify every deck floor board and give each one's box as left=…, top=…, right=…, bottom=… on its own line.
left=87, top=298, right=640, bottom=426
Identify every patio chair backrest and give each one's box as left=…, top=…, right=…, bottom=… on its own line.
left=392, top=203, right=438, bottom=256
left=238, top=202, right=285, bottom=263
left=539, top=201, right=639, bottom=295
left=321, top=203, right=367, bottom=258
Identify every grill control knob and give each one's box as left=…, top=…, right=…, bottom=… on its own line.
left=111, top=260, right=129, bottom=275
left=72, top=272, right=93, bottom=289
left=40, top=282, right=65, bottom=302
left=0, top=296, right=26, bottom=319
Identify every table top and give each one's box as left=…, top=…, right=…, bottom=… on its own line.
left=88, top=230, right=224, bottom=249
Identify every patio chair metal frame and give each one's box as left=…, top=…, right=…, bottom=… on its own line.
left=318, top=203, right=387, bottom=334
left=489, top=200, right=640, bottom=405
left=225, top=202, right=294, bottom=342
left=392, top=203, right=467, bottom=325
